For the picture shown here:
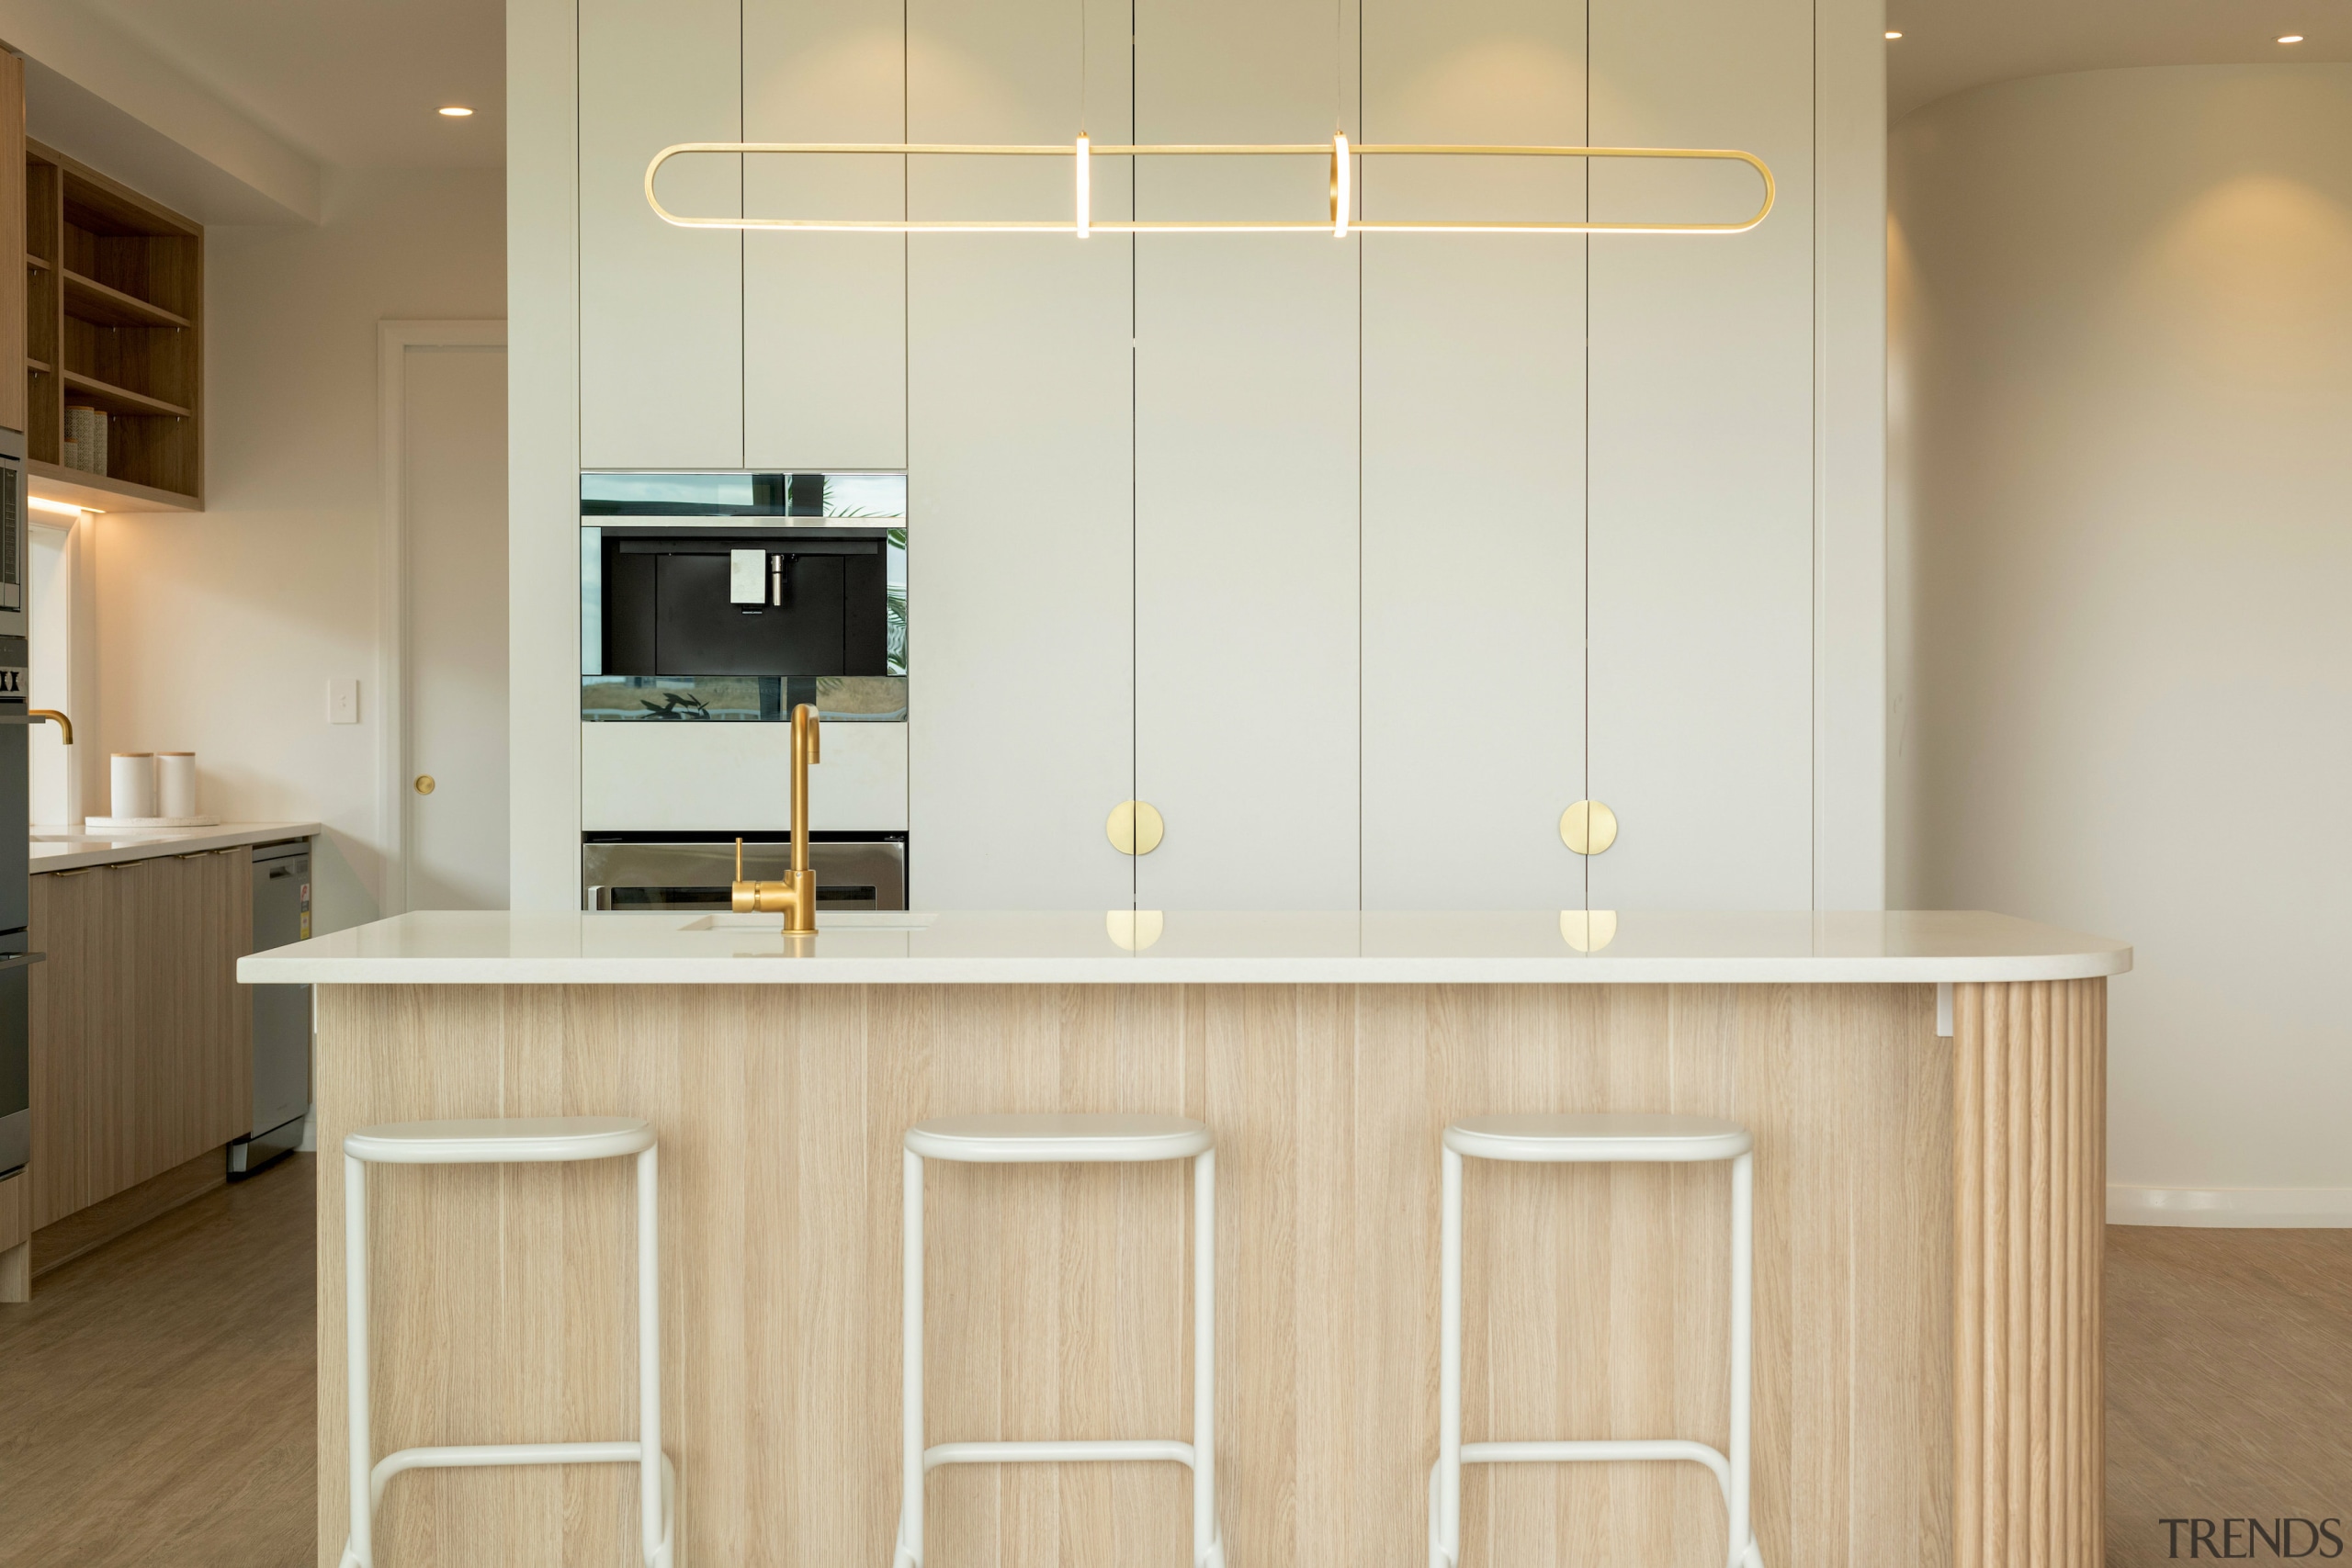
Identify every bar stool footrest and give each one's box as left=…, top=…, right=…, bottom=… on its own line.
left=349, top=1445, right=677, bottom=1567
left=1463, top=1437, right=1731, bottom=1492
left=1431, top=1442, right=1762, bottom=1568
left=923, top=1438, right=1199, bottom=1472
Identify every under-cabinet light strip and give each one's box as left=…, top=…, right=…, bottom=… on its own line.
left=646, top=137, right=1775, bottom=237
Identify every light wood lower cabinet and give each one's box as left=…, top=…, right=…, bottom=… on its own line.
left=28, top=847, right=253, bottom=1230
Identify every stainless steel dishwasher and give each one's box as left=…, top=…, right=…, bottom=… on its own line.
left=231, top=839, right=312, bottom=1179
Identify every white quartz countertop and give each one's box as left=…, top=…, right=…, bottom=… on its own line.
left=33, top=821, right=321, bottom=873
left=238, top=908, right=2131, bottom=987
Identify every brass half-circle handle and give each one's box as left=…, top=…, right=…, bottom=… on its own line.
left=1559, top=799, right=1617, bottom=855
left=414, top=775, right=436, bottom=795
left=1560, top=909, right=1620, bottom=953
left=1106, top=800, right=1164, bottom=856
left=1106, top=909, right=1166, bottom=951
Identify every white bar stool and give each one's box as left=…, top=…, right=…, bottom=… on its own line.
left=894, top=1113, right=1223, bottom=1568
left=1429, top=1113, right=1761, bottom=1568
left=339, top=1117, right=675, bottom=1568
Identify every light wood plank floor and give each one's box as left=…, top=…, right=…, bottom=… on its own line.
left=2106, top=1224, right=2352, bottom=1566
left=0, top=1154, right=314, bottom=1568
left=1, top=1163, right=2343, bottom=1568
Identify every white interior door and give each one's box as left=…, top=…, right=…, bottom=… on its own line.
left=403, top=342, right=511, bottom=910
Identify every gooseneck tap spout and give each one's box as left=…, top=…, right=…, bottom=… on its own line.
left=731, top=702, right=821, bottom=935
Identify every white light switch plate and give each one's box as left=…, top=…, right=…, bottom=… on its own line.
left=328, top=679, right=360, bottom=725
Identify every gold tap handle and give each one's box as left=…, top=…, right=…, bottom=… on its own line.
left=735, top=837, right=743, bottom=881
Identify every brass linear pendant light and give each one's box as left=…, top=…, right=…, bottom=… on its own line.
left=645, top=138, right=1774, bottom=237
left=646, top=0, right=1772, bottom=239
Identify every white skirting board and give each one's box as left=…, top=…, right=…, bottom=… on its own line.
left=2109, top=1185, right=2352, bottom=1228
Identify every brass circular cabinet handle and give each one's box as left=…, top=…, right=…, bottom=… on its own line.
left=414, top=775, right=436, bottom=795
left=1559, top=799, right=1618, bottom=856
left=1106, top=800, right=1164, bottom=856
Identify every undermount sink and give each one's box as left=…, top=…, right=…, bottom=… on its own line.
left=680, top=911, right=938, bottom=932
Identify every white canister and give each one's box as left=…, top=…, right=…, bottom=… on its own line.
left=157, top=752, right=198, bottom=818
left=110, top=752, right=158, bottom=819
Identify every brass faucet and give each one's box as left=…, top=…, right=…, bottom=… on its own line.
left=731, top=702, right=821, bottom=934
left=28, top=709, right=71, bottom=744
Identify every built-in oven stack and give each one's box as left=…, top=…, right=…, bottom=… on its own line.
left=0, top=430, right=30, bottom=1181
left=579, top=472, right=910, bottom=910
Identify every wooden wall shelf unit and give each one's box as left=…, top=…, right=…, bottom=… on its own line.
left=22, top=139, right=203, bottom=513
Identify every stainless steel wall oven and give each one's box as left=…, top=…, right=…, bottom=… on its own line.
left=583, top=833, right=908, bottom=913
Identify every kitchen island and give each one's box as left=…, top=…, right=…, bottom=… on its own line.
left=243, top=909, right=2129, bottom=1568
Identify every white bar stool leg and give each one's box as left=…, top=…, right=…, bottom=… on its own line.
left=344, top=1155, right=372, bottom=1568
left=1193, top=1148, right=1222, bottom=1568
left=1430, top=1145, right=1464, bottom=1568
left=638, top=1145, right=670, bottom=1568
left=896, top=1148, right=924, bottom=1568
left=1729, top=1149, right=1755, bottom=1568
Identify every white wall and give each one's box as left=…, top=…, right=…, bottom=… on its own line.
left=1891, top=65, right=2352, bottom=1221
left=89, top=167, right=504, bottom=933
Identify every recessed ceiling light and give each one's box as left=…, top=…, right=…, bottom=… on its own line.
left=438, top=106, right=475, bottom=117
left=1885, top=30, right=1903, bottom=39
left=2278, top=34, right=2305, bottom=43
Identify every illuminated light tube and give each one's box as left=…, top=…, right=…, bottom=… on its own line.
left=645, top=141, right=1776, bottom=236
left=1075, top=134, right=1091, bottom=237
left=28, top=496, right=90, bottom=517
left=1332, top=133, right=1351, bottom=237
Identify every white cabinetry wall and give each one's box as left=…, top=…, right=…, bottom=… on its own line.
left=905, top=0, right=1137, bottom=910
left=1133, top=0, right=1363, bottom=912
left=580, top=0, right=741, bottom=468
left=743, top=0, right=907, bottom=469
left=552, top=0, right=1881, bottom=915
left=1585, top=0, right=1817, bottom=911
left=1360, top=0, right=1589, bottom=911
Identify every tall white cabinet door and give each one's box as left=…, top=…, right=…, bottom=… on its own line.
left=905, top=0, right=1137, bottom=909
left=1360, top=0, right=1588, bottom=911
left=1134, top=0, right=1361, bottom=912
left=743, top=0, right=907, bottom=470
left=1586, top=0, right=1815, bottom=910
left=580, top=0, right=741, bottom=468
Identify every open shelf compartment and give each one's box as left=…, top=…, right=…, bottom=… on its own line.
left=22, top=139, right=203, bottom=510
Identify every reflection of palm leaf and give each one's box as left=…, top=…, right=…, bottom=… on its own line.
left=639, top=692, right=711, bottom=720
left=886, top=526, right=910, bottom=674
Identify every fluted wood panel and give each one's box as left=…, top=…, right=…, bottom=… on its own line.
left=316, top=981, right=1958, bottom=1568
left=1952, top=979, right=2105, bottom=1568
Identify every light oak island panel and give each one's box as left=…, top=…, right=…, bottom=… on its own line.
left=314, top=979, right=1999, bottom=1568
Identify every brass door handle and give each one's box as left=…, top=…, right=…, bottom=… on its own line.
left=1106, top=800, right=1164, bottom=856
left=1559, top=799, right=1618, bottom=855
left=414, top=775, right=436, bottom=795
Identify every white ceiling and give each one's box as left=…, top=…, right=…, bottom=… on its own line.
left=74, top=0, right=503, bottom=169
left=1888, top=0, right=2352, bottom=120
